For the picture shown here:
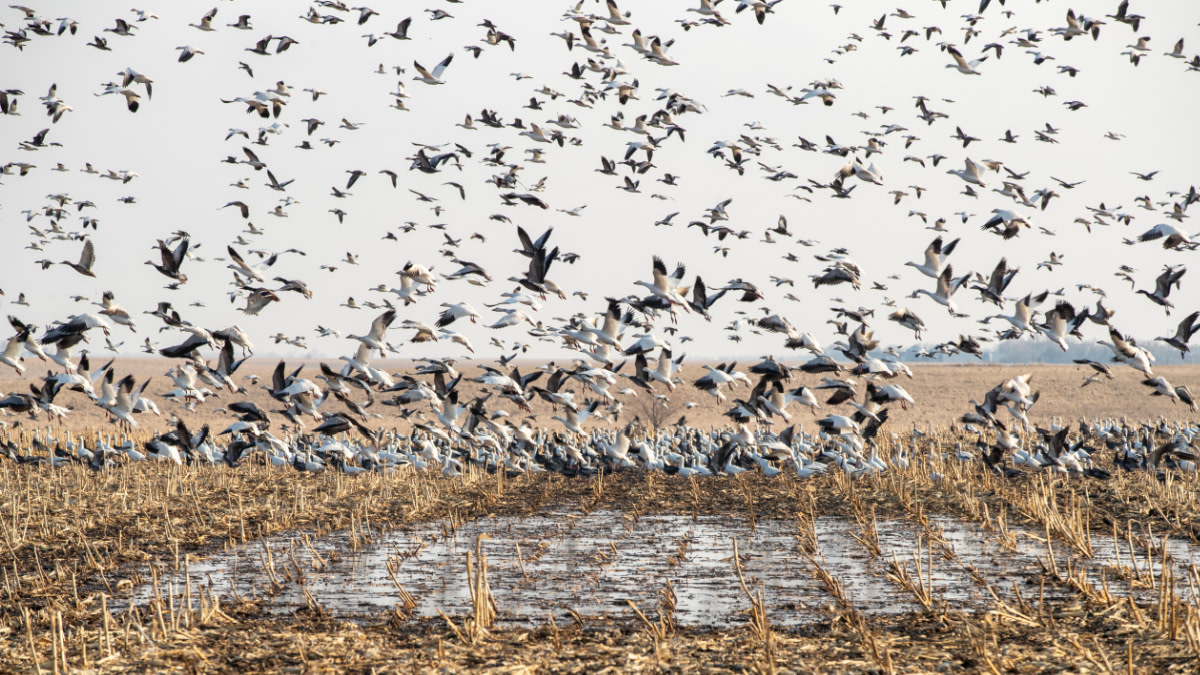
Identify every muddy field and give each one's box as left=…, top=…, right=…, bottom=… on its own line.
left=4, top=359, right=1199, bottom=437
left=0, top=432, right=1198, bottom=673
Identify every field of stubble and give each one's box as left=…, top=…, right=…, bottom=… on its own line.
left=1, top=359, right=1199, bottom=674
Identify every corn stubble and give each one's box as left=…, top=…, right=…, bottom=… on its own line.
left=0, top=426, right=1196, bottom=672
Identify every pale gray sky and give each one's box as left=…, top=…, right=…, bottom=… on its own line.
left=2, top=0, right=1199, bottom=362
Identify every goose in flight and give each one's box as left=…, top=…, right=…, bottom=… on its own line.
left=912, top=264, right=967, bottom=314
left=1, top=322, right=32, bottom=374
left=634, top=256, right=689, bottom=311
left=189, top=8, right=218, bottom=32
left=1038, top=301, right=1081, bottom=351
left=1156, top=311, right=1200, bottom=357
left=413, top=53, right=453, bottom=85
left=436, top=302, right=481, bottom=328
left=147, top=236, right=189, bottom=284
left=1136, top=265, right=1185, bottom=314
left=644, top=347, right=685, bottom=391
left=1138, top=223, right=1196, bottom=250
left=1142, top=377, right=1182, bottom=404
left=346, top=309, right=394, bottom=355
left=991, top=292, right=1044, bottom=335
left=98, top=291, right=137, bottom=331
left=58, top=239, right=96, bottom=277
left=946, top=158, right=987, bottom=187
left=982, top=209, right=1030, bottom=239
left=1104, top=326, right=1154, bottom=376
left=905, top=235, right=959, bottom=279
left=226, top=245, right=277, bottom=283
left=945, top=45, right=986, bottom=75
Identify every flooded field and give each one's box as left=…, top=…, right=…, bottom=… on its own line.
left=134, top=510, right=1200, bottom=627
left=4, top=456, right=1200, bottom=673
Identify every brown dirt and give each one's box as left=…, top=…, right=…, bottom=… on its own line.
left=3, top=359, right=1198, bottom=437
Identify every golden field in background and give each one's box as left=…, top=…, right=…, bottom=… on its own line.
left=3, top=358, right=1199, bottom=436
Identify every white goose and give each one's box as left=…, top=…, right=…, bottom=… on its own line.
left=912, top=264, right=967, bottom=314
left=905, top=236, right=959, bottom=279
left=412, top=53, right=453, bottom=85
left=633, top=256, right=689, bottom=311
left=946, top=158, right=987, bottom=187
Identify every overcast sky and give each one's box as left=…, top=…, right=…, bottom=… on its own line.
left=3, top=0, right=1199, bottom=363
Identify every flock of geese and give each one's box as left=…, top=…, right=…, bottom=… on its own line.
left=1, top=1, right=1199, bottom=479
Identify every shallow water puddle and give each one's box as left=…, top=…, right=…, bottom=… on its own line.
left=132, top=511, right=1200, bottom=626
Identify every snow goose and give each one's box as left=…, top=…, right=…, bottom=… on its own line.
left=945, top=45, right=985, bottom=74
left=413, top=53, right=453, bottom=85
left=1038, top=301, right=1079, bottom=351
left=633, top=256, right=689, bottom=311
left=99, top=374, right=141, bottom=428
left=784, top=385, right=820, bottom=410
left=946, top=158, right=987, bottom=187
left=971, top=257, right=1017, bottom=307
left=226, top=245, right=276, bottom=282
left=905, top=235, right=959, bottom=279
left=58, top=239, right=96, bottom=277
left=1, top=324, right=30, bottom=374
left=644, top=347, right=684, bottom=390
left=1143, top=376, right=1181, bottom=404
left=400, top=261, right=438, bottom=291
left=1135, top=265, right=1185, bottom=313
left=981, top=209, right=1030, bottom=239
left=912, top=264, right=967, bottom=314
left=990, top=292, right=1043, bottom=335
left=436, top=302, right=481, bottom=327
left=1137, top=223, right=1195, bottom=250
left=1102, top=326, right=1154, bottom=376
left=1155, top=310, right=1200, bottom=357
left=347, top=309, right=395, bottom=354
left=188, top=7, right=217, bottom=31
left=98, top=291, right=136, bottom=331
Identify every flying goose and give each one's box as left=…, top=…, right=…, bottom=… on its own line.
left=990, top=292, right=1045, bottom=335
left=1155, top=310, right=1200, bottom=357
left=634, top=256, right=689, bottom=311
left=1104, top=326, right=1155, bottom=376
left=1135, top=265, right=1185, bottom=313
left=413, top=53, right=453, bottom=85
left=905, top=235, right=959, bottom=278
left=945, top=45, right=986, bottom=74
left=58, top=239, right=96, bottom=277
left=1038, top=301, right=1081, bottom=351
left=946, top=158, right=987, bottom=187
left=1138, top=223, right=1196, bottom=250
left=148, top=236, right=188, bottom=284
left=912, top=264, right=967, bottom=314
left=1, top=323, right=31, bottom=374
left=98, top=291, right=136, bottom=331
left=226, top=245, right=277, bottom=282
